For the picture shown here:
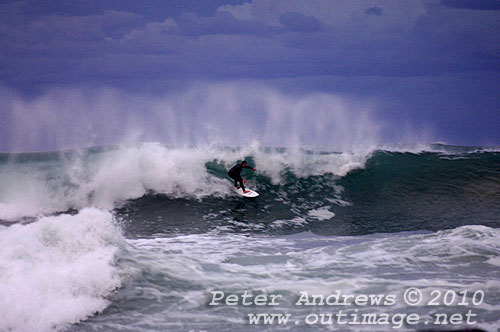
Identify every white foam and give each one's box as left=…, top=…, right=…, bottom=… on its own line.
left=0, top=143, right=231, bottom=220
left=308, top=207, right=335, bottom=220
left=0, top=167, right=64, bottom=220
left=249, top=142, right=373, bottom=184
left=0, top=208, right=123, bottom=332
left=271, top=216, right=307, bottom=228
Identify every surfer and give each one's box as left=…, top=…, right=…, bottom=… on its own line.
left=228, top=160, right=256, bottom=194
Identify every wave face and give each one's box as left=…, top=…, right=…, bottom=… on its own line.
left=0, top=142, right=369, bottom=222
left=1, top=143, right=499, bottom=235
left=1, top=143, right=500, bottom=331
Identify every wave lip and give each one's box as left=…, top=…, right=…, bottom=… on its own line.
left=0, top=208, right=123, bottom=332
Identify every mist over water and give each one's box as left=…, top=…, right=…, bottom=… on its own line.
left=2, top=82, right=386, bottom=152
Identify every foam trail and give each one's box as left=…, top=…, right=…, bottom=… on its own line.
left=0, top=208, right=123, bottom=332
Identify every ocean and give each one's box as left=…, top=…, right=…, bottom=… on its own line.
left=0, top=142, right=499, bottom=332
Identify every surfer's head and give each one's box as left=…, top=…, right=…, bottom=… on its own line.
left=241, top=160, right=248, bottom=166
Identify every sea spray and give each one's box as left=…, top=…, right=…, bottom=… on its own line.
left=3, top=83, right=381, bottom=152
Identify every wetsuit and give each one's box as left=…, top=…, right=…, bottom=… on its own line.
left=228, top=163, right=253, bottom=191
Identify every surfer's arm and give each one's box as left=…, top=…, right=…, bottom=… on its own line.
left=243, top=165, right=256, bottom=171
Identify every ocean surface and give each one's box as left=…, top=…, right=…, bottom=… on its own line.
left=1, top=142, right=499, bottom=332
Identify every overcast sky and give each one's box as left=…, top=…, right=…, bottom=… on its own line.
left=1, top=0, right=499, bottom=151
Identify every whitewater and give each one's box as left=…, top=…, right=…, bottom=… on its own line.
left=1, top=142, right=499, bottom=332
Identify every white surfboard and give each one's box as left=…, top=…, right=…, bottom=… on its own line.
left=234, top=187, right=259, bottom=198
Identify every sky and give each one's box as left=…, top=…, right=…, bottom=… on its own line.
left=0, top=0, right=499, bottom=151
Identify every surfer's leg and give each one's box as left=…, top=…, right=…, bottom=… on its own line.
left=238, top=177, right=246, bottom=191
left=229, top=175, right=239, bottom=188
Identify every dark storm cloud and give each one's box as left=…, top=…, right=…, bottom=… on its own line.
left=365, top=6, right=384, bottom=16
left=1, top=0, right=499, bottom=87
left=441, top=0, right=500, bottom=10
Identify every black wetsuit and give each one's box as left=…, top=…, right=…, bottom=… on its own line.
left=228, top=164, right=253, bottom=191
